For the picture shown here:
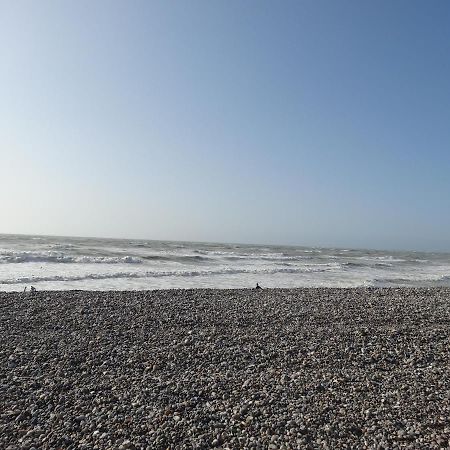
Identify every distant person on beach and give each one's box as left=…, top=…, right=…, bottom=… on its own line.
left=256, top=283, right=262, bottom=290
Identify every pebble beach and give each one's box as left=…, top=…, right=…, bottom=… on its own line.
left=1, top=288, right=450, bottom=449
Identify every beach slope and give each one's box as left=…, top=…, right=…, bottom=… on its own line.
left=1, top=288, right=450, bottom=449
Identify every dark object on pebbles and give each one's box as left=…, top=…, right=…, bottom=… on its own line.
left=1, top=288, right=450, bottom=449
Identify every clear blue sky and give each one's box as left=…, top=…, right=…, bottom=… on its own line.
left=1, top=0, right=450, bottom=251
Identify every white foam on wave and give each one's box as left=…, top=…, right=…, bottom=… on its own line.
left=0, top=251, right=143, bottom=264
left=0, top=263, right=342, bottom=285
left=357, top=255, right=406, bottom=263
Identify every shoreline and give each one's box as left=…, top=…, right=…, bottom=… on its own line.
left=2, top=288, right=450, bottom=448
left=3, top=285, right=450, bottom=293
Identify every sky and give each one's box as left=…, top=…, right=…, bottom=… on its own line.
left=1, top=0, right=450, bottom=251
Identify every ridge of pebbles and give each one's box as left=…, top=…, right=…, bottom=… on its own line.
left=1, top=288, right=450, bottom=449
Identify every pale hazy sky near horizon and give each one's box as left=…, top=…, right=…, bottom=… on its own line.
left=1, top=0, right=450, bottom=251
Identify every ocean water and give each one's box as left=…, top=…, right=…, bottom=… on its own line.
left=1, top=234, right=450, bottom=291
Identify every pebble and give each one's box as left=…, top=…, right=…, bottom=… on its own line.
left=1, top=288, right=450, bottom=448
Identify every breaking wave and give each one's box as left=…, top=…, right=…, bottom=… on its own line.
left=0, top=252, right=143, bottom=264
left=0, top=264, right=340, bottom=285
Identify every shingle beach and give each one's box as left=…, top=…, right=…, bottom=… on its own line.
left=1, top=288, right=450, bottom=449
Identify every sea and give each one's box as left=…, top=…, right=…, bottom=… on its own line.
left=1, top=234, right=450, bottom=291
